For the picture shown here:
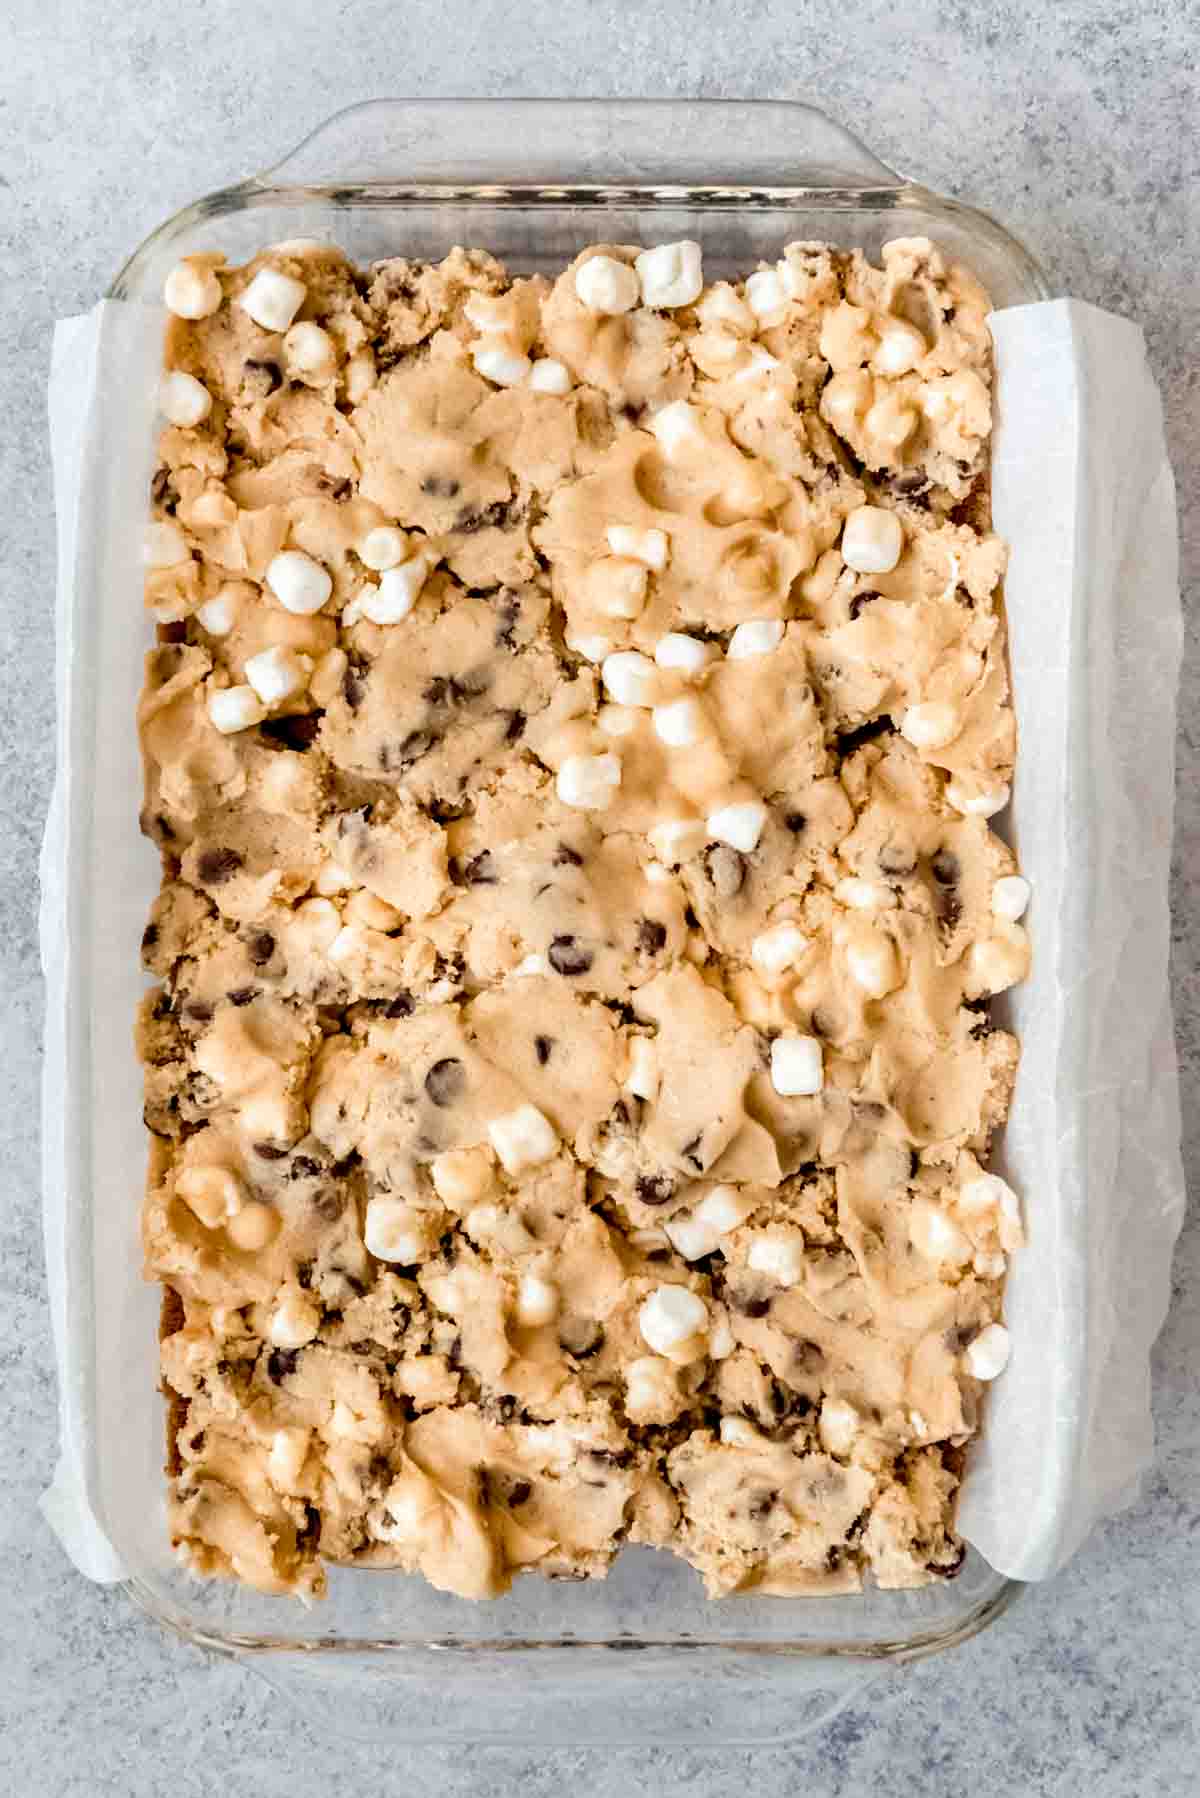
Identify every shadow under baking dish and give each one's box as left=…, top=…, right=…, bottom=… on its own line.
left=75, top=98, right=1047, bottom=1743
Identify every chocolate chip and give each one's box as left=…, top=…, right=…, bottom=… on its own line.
left=783, top=812, right=807, bottom=835
left=420, top=474, right=461, bottom=498
left=296, top=1260, right=315, bottom=1290
left=247, top=931, right=276, bottom=966
left=680, top=1134, right=706, bottom=1173
left=935, top=1541, right=968, bottom=1580
left=845, top=1508, right=869, bottom=1543
left=548, top=934, right=593, bottom=976
left=534, top=1035, right=553, bottom=1066
left=507, top=1479, right=532, bottom=1508
left=157, top=620, right=187, bottom=644
left=558, top=1317, right=604, bottom=1359
left=969, top=1015, right=995, bottom=1041
left=289, top=1156, right=323, bottom=1180
left=494, top=597, right=520, bottom=650
left=342, top=662, right=366, bottom=711
left=458, top=850, right=497, bottom=887
left=252, top=1142, right=289, bottom=1161
left=503, top=708, right=526, bottom=743
left=382, top=991, right=415, bottom=1018
left=195, top=847, right=243, bottom=885
left=424, top=1057, right=466, bottom=1108
left=636, top=1174, right=675, bottom=1207
left=704, top=844, right=746, bottom=898
left=835, top=716, right=894, bottom=756
left=267, top=1348, right=300, bottom=1384
left=747, top=1490, right=776, bottom=1520
left=260, top=712, right=322, bottom=751
left=930, top=848, right=960, bottom=885
left=427, top=796, right=471, bottom=824
left=727, top=1288, right=771, bottom=1319
left=184, top=1001, right=213, bottom=1024
left=228, top=986, right=257, bottom=1007
left=381, top=728, right=439, bottom=773
left=825, top=1545, right=845, bottom=1572
left=636, top=918, right=667, bottom=955
left=141, top=924, right=160, bottom=951
left=297, top=1503, right=321, bottom=1550
left=878, top=842, right=917, bottom=877
left=848, top=589, right=881, bottom=621
left=553, top=842, right=583, bottom=867
left=150, top=466, right=171, bottom=505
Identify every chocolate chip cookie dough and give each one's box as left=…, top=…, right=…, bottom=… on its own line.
left=139, top=233, right=1030, bottom=1602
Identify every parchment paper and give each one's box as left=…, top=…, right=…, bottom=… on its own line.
left=40, top=296, right=1184, bottom=1586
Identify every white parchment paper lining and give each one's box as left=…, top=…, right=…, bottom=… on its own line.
left=40, top=297, right=1184, bottom=1586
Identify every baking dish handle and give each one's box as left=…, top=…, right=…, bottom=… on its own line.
left=253, top=97, right=904, bottom=192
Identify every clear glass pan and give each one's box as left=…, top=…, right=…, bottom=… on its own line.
left=78, top=98, right=1049, bottom=1744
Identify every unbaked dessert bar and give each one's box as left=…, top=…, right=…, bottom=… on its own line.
left=138, top=231, right=1029, bottom=1599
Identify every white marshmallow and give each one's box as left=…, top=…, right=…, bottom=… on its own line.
left=574, top=254, right=639, bottom=314
left=266, top=549, right=332, bottom=615
left=515, top=1273, right=560, bottom=1328
left=358, top=525, right=409, bottom=571
left=647, top=400, right=705, bottom=459
left=844, top=929, right=900, bottom=998
left=238, top=267, right=307, bottom=333
left=159, top=370, right=212, bottom=427
left=872, top=318, right=927, bottom=377
left=745, top=267, right=788, bottom=320
left=841, top=505, right=904, bottom=575
left=747, top=1228, right=806, bottom=1286
left=606, top=524, right=670, bottom=571
left=664, top=1211, right=724, bottom=1263
left=625, top=1037, right=659, bottom=1102
left=345, top=351, right=376, bottom=403
left=512, top=953, right=549, bottom=978
left=207, top=684, right=266, bottom=735
left=175, top=1166, right=243, bottom=1228
left=529, top=357, right=573, bottom=394
left=226, top=1202, right=279, bottom=1252
left=732, top=345, right=781, bottom=382
left=819, top=1397, right=860, bottom=1457
left=720, top=1416, right=762, bottom=1448
left=163, top=261, right=222, bottom=319
left=635, top=240, right=703, bottom=309
left=974, top=1250, right=1008, bottom=1280
left=597, top=703, right=640, bottom=738
left=472, top=343, right=532, bottom=387
left=727, top=618, right=784, bottom=659
left=242, top=646, right=313, bottom=707
left=964, top=1322, right=1011, bottom=1381
left=946, top=780, right=1011, bottom=818
left=638, top=1284, right=709, bottom=1358
left=959, top=1172, right=1021, bottom=1225
left=900, top=701, right=960, bottom=750
left=602, top=650, right=662, bottom=709
left=624, top=1355, right=681, bottom=1422
left=268, top=1427, right=311, bottom=1489
left=751, top=922, right=809, bottom=978
left=488, top=1103, right=559, bottom=1175
left=566, top=632, right=614, bottom=664
left=284, top=320, right=336, bottom=379
left=706, top=800, right=768, bottom=854
left=145, top=520, right=190, bottom=568
left=693, top=1184, right=756, bottom=1234
left=648, top=815, right=707, bottom=864
left=835, top=876, right=895, bottom=910
left=991, top=875, right=1031, bottom=920
left=708, top=1305, right=736, bottom=1360
left=770, top=1034, right=824, bottom=1097
left=430, top=1147, right=493, bottom=1209
left=556, top=751, right=621, bottom=812
left=908, top=1198, right=971, bottom=1265
left=654, top=633, right=717, bottom=677
left=195, top=591, right=236, bottom=636
left=363, top=554, right=431, bottom=624
left=364, top=1197, right=435, bottom=1264
left=653, top=696, right=707, bottom=748
left=268, top=1294, right=320, bottom=1348
left=588, top=557, right=649, bottom=620
left=965, top=929, right=1028, bottom=995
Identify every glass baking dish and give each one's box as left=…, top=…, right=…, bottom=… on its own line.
left=71, top=98, right=1050, bottom=1744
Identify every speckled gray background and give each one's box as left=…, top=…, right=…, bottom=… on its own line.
left=3, top=1, right=1197, bottom=1791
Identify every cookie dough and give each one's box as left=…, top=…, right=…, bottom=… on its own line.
left=140, top=234, right=1028, bottom=1602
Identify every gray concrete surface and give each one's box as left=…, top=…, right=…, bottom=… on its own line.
left=2, top=1, right=1197, bottom=1791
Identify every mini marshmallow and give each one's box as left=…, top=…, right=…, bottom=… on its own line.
left=512, top=953, right=548, bottom=978
left=267, top=1427, right=311, bottom=1489
left=195, top=591, right=237, bottom=636
left=908, top=1198, right=971, bottom=1265
left=872, top=318, right=927, bottom=377
left=727, top=618, right=784, bottom=659
left=284, top=320, right=336, bottom=379
left=745, top=267, right=788, bottom=320
left=653, top=696, right=707, bottom=749
left=706, top=800, right=768, bottom=854
left=770, top=1034, right=824, bottom=1097
left=602, top=650, right=662, bottom=709
left=635, top=240, right=703, bottom=309
left=751, top=922, right=809, bottom=977
left=963, top=1322, right=1011, bottom=1381
left=294, top=896, right=342, bottom=948
left=707, top=1305, right=735, bottom=1360
left=992, top=875, right=1031, bottom=920
left=269, top=1294, right=320, bottom=1348
left=624, top=1356, right=681, bottom=1423
left=566, top=632, right=615, bottom=664
left=159, top=370, right=212, bottom=428
left=625, top=1037, right=659, bottom=1102
left=654, top=633, right=717, bottom=676
left=488, top=1103, right=559, bottom=1175
left=266, top=549, right=332, bottom=615
left=901, top=701, right=960, bottom=750
left=747, top=1228, right=806, bottom=1286
left=844, top=928, right=900, bottom=998
left=556, top=751, right=621, bottom=811
left=638, top=1284, right=709, bottom=1358
left=587, top=557, right=649, bottom=620
left=358, top=525, right=409, bottom=571
left=606, top=524, right=670, bottom=571
left=238, top=267, right=307, bottom=333
left=473, top=343, right=533, bottom=387
left=145, top=520, right=189, bottom=568
left=363, top=554, right=431, bottom=624
left=345, top=351, right=377, bottom=404
left=515, top=1273, right=560, bottom=1328
left=243, top=646, right=313, bottom=707
left=226, top=1202, right=280, bottom=1252
left=946, top=779, right=1011, bottom=818
left=974, top=1250, right=1008, bottom=1280
left=163, top=261, right=222, bottom=319
left=647, top=400, right=704, bottom=459
left=430, top=1147, right=494, bottom=1209
left=664, top=1211, right=724, bottom=1263
left=732, top=345, right=781, bottom=382
left=693, top=1184, right=756, bottom=1234
left=648, top=815, right=707, bottom=864
left=865, top=393, right=919, bottom=449
left=207, top=684, right=266, bottom=735
left=529, top=357, right=573, bottom=394
left=364, top=1197, right=435, bottom=1264
left=841, top=505, right=904, bottom=575
left=176, top=1166, right=244, bottom=1229
left=720, top=1416, right=762, bottom=1448
left=959, top=1172, right=1020, bottom=1225
left=574, top=254, right=639, bottom=314
left=819, top=1397, right=860, bottom=1457
left=835, top=876, right=896, bottom=911
left=597, top=703, right=640, bottom=738
left=965, top=929, right=1028, bottom=996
